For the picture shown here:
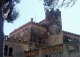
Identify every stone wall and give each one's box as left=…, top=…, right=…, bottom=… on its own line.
left=45, top=9, right=63, bottom=46
left=63, top=43, right=80, bottom=57
left=4, top=41, right=29, bottom=57
left=48, top=32, right=63, bottom=45
left=25, top=44, right=63, bottom=57
left=30, top=24, right=47, bottom=44
left=9, top=23, right=32, bottom=40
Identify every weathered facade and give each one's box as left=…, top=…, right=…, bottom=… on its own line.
left=25, top=31, right=80, bottom=57
left=4, top=9, right=80, bottom=57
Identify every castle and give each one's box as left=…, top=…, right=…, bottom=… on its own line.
left=4, top=9, right=80, bottom=57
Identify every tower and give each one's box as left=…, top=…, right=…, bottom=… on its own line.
left=45, top=9, right=63, bottom=45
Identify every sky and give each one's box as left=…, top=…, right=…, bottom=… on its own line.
left=4, top=0, right=80, bottom=35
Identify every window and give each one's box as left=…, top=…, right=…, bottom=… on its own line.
left=39, top=40, right=41, bottom=44
left=45, top=55, right=48, bottom=57
left=26, top=28, right=28, bottom=30
left=9, top=47, right=13, bottom=56
left=39, top=39, right=41, bottom=44
left=4, top=45, right=8, bottom=56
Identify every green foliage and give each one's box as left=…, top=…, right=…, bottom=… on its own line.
left=5, top=8, right=19, bottom=23
left=0, top=0, right=21, bottom=23
left=43, top=0, right=77, bottom=10
left=13, top=0, right=20, bottom=3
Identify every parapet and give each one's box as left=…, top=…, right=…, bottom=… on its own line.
left=45, top=8, right=61, bottom=18
left=5, top=37, right=29, bottom=44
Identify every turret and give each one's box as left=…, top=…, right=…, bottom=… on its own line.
left=45, top=9, right=63, bottom=45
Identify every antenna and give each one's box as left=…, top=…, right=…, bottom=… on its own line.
left=35, top=13, right=36, bottom=22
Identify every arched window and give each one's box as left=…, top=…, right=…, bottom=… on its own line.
left=4, top=45, right=8, bottom=55
left=9, top=47, right=13, bottom=56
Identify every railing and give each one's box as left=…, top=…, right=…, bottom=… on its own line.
left=25, top=44, right=63, bottom=57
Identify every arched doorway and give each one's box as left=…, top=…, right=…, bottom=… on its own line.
left=9, top=47, right=13, bottom=56
left=4, top=45, right=8, bottom=55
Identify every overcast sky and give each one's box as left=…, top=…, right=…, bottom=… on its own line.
left=4, top=0, right=80, bottom=35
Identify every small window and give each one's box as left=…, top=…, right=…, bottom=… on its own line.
left=26, top=28, right=28, bottom=30
left=39, top=39, right=41, bottom=44
left=30, top=43, right=33, bottom=45
left=46, top=55, right=48, bottom=57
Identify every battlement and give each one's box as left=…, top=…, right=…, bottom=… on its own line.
left=45, top=9, right=61, bottom=18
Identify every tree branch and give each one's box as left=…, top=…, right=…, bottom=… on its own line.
left=3, top=0, right=12, bottom=14
left=3, top=0, right=12, bottom=19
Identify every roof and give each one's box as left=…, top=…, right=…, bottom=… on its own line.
left=9, top=19, right=80, bottom=38
left=9, top=22, right=47, bottom=36
left=63, top=31, right=80, bottom=38
left=39, top=19, right=46, bottom=24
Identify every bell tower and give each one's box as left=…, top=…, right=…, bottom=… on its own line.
left=45, top=9, right=63, bottom=45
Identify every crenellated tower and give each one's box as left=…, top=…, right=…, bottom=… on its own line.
left=45, top=9, right=63, bottom=45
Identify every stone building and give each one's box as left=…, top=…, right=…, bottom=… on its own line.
left=4, top=9, right=80, bottom=57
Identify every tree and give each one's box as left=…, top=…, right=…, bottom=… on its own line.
left=0, top=0, right=20, bottom=57
left=43, top=0, right=77, bottom=10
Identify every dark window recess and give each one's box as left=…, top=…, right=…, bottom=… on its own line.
left=63, top=35, right=70, bottom=42
left=46, top=55, right=48, bottom=57
left=4, top=45, right=8, bottom=56
left=9, top=47, right=13, bottom=56
left=39, top=40, right=41, bottom=44
left=30, top=42, right=33, bottom=45
left=26, top=28, right=28, bottom=30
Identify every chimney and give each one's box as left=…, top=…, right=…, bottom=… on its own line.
left=31, top=18, right=33, bottom=22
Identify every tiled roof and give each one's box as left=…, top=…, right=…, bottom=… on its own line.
left=63, top=31, right=80, bottom=37
left=9, top=22, right=47, bottom=36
